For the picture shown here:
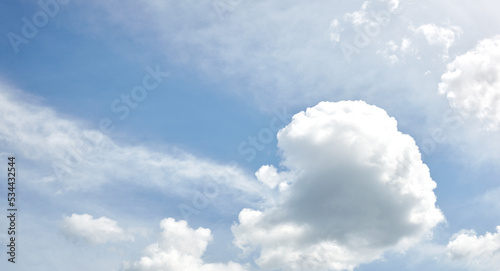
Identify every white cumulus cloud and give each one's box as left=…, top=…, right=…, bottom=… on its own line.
left=255, top=165, right=292, bottom=191
left=232, top=101, right=444, bottom=270
left=122, top=218, right=247, bottom=271
left=61, top=214, right=133, bottom=244
left=439, top=35, right=500, bottom=131
left=447, top=226, right=500, bottom=270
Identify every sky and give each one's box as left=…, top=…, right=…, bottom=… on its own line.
left=1, top=0, right=500, bottom=270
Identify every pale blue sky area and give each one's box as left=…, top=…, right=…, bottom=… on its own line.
left=1, top=1, right=500, bottom=271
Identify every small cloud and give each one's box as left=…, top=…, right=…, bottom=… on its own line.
left=384, top=0, right=400, bottom=12
left=255, top=165, right=291, bottom=191
left=378, top=38, right=413, bottom=64
left=447, top=226, right=500, bottom=270
left=343, top=2, right=371, bottom=27
left=122, top=218, right=247, bottom=271
left=414, top=23, right=462, bottom=58
left=61, top=214, right=133, bottom=244
left=329, top=19, right=342, bottom=42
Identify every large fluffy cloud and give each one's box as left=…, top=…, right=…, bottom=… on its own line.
left=232, top=101, right=444, bottom=270
left=447, top=226, right=500, bottom=270
left=61, top=214, right=133, bottom=244
left=439, top=35, right=500, bottom=131
left=122, top=218, right=247, bottom=271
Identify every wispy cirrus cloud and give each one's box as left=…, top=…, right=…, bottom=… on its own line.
left=0, top=80, right=266, bottom=203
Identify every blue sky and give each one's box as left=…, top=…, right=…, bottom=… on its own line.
left=1, top=0, right=500, bottom=270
